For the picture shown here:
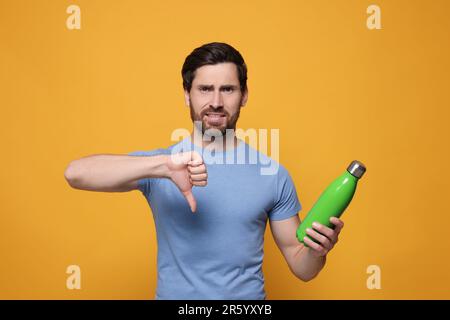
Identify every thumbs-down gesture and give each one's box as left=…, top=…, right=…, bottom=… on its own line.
left=167, top=151, right=207, bottom=212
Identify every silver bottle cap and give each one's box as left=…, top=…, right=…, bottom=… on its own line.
left=347, top=160, right=366, bottom=179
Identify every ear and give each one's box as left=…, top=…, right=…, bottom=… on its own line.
left=184, top=90, right=190, bottom=107
left=240, top=88, right=249, bottom=107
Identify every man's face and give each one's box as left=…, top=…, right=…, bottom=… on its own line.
left=185, top=62, right=248, bottom=135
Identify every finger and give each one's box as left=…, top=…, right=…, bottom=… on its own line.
left=190, top=173, right=207, bottom=181
left=188, top=164, right=207, bottom=174
left=303, top=236, right=327, bottom=256
left=306, top=228, right=333, bottom=250
left=188, top=160, right=203, bottom=167
left=182, top=190, right=197, bottom=213
left=330, top=217, right=344, bottom=233
left=192, top=180, right=207, bottom=187
left=189, top=151, right=203, bottom=165
left=312, top=222, right=336, bottom=241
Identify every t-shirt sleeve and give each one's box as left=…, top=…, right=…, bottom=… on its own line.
left=268, top=166, right=302, bottom=221
left=128, top=149, right=169, bottom=196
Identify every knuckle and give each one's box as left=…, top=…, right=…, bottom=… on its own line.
left=314, top=233, right=321, bottom=241
left=318, top=231, right=327, bottom=241
left=327, top=241, right=334, bottom=250
left=325, top=229, right=334, bottom=238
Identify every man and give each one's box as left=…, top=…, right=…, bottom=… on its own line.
left=64, top=42, right=344, bottom=300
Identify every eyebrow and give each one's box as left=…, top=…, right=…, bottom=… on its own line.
left=197, top=84, right=239, bottom=90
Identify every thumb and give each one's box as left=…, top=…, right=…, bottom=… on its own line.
left=182, top=190, right=197, bottom=213
left=189, top=151, right=203, bottom=166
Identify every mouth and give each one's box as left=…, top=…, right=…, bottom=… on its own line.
left=203, top=112, right=227, bottom=126
left=205, top=112, right=227, bottom=117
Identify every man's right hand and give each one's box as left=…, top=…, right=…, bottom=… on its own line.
left=166, top=151, right=207, bottom=213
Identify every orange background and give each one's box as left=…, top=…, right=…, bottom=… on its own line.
left=1, top=0, right=449, bottom=299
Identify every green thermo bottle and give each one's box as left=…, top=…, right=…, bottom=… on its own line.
left=296, top=160, right=366, bottom=244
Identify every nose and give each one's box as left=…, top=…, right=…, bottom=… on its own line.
left=210, top=89, right=224, bottom=109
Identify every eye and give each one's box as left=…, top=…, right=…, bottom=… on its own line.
left=200, top=87, right=211, bottom=93
left=223, top=87, right=234, bottom=93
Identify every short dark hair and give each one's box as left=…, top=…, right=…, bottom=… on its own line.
left=182, top=42, right=248, bottom=93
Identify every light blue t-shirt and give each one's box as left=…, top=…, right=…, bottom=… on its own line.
left=129, top=136, right=301, bottom=300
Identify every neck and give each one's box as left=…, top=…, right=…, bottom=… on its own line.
left=190, top=127, right=240, bottom=151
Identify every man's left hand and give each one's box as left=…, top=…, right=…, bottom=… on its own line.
left=303, top=217, right=345, bottom=258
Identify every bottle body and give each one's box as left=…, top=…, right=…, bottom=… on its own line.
left=296, top=171, right=358, bottom=244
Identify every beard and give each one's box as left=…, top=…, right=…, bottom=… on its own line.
left=189, top=105, right=241, bottom=136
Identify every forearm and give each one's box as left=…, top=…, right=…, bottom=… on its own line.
left=289, top=244, right=327, bottom=282
left=64, top=154, right=169, bottom=191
